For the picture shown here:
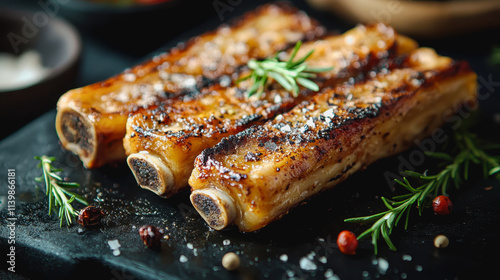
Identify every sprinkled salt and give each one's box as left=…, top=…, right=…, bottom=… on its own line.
left=180, top=255, right=188, bottom=263
left=323, top=108, right=335, bottom=119
left=299, top=257, right=317, bottom=271
left=219, top=75, right=231, bottom=87
left=281, top=124, right=292, bottom=132
left=306, top=118, right=316, bottom=129
left=401, top=272, right=407, bottom=279
left=276, top=114, right=284, bottom=121
left=153, top=82, right=164, bottom=92
left=286, top=270, right=295, bottom=277
left=415, top=265, right=423, bottom=272
left=187, top=243, right=194, bottom=250
left=279, top=254, right=288, bottom=262
left=307, top=251, right=315, bottom=260
left=108, top=240, right=121, bottom=250
left=223, top=239, right=231, bottom=246
left=318, top=256, right=327, bottom=264
left=107, top=240, right=121, bottom=256
left=402, top=254, right=412, bottom=261
left=325, top=269, right=334, bottom=277
left=123, top=73, right=136, bottom=82
left=318, top=238, right=325, bottom=242
left=377, top=258, right=389, bottom=274
left=274, top=95, right=283, bottom=103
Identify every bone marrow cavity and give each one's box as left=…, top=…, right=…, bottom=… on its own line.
left=190, top=189, right=236, bottom=230
left=127, top=153, right=174, bottom=197
left=60, top=110, right=94, bottom=155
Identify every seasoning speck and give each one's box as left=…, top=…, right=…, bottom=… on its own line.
left=279, top=254, right=288, bottom=262
left=187, top=243, right=194, bottom=250
left=323, top=108, right=335, bottom=119
left=319, top=256, right=327, bottom=264
left=108, top=239, right=121, bottom=256
left=402, top=254, right=412, bottom=261
left=299, top=257, right=317, bottom=271
left=180, top=255, right=188, bottom=263
left=377, top=258, right=389, bottom=274
left=223, top=239, right=231, bottom=246
left=306, top=118, right=316, bottom=129
left=281, top=124, right=292, bottom=132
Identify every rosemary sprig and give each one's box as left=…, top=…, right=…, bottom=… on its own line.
left=345, top=130, right=500, bottom=254
left=35, top=155, right=88, bottom=227
left=237, top=41, right=333, bottom=98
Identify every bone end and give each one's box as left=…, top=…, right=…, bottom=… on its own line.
left=127, top=153, right=174, bottom=197
left=55, top=108, right=96, bottom=167
left=190, top=188, right=236, bottom=230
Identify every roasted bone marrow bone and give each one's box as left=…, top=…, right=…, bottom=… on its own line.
left=55, top=3, right=325, bottom=168
left=124, top=23, right=416, bottom=198
left=188, top=48, right=477, bottom=232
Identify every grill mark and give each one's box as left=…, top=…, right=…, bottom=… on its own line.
left=197, top=60, right=473, bottom=173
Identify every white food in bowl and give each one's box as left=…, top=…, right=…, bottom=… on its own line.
left=0, top=50, right=48, bottom=91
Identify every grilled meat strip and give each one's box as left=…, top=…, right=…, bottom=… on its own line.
left=55, top=3, right=324, bottom=168
left=189, top=48, right=477, bottom=232
left=124, top=23, right=417, bottom=198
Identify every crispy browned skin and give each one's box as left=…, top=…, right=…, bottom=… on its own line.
left=55, top=3, right=325, bottom=168
left=124, top=23, right=417, bottom=198
left=189, top=48, right=477, bottom=232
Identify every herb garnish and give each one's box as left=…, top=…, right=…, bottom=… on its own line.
left=238, top=41, right=333, bottom=98
left=35, top=156, right=88, bottom=227
left=345, top=130, right=500, bottom=254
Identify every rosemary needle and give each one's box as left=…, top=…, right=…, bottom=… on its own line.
left=35, top=155, right=88, bottom=227
left=345, top=130, right=500, bottom=254
left=237, top=41, right=333, bottom=98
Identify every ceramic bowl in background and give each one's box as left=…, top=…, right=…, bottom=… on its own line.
left=0, top=9, right=81, bottom=139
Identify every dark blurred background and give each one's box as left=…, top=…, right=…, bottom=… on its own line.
left=0, top=0, right=499, bottom=140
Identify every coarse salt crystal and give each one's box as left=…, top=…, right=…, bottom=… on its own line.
left=306, top=118, right=316, bottom=129
left=377, top=257, right=389, bottom=274
left=108, top=240, right=121, bottom=250
left=281, top=124, right=292, bottom=132
left=323, top=108, right=335, bottom=119
left=299, top=257, right=317, bottom=271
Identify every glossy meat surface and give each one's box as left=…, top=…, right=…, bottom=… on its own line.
left=55, top=3, right=324, bottom=168
left=124, top=23, right=417, bottom=198
left=189, top=48, right=477, bottom=232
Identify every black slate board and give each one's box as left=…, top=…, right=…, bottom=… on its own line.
left=2, top=1, right=500, bottom=279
